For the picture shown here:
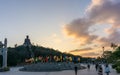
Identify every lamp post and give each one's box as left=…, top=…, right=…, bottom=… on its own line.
left=102, top=46, right=104, bottom=58
left=102, top=46, right=107, bottom=63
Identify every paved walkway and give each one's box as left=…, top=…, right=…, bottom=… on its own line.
left=0, top=64, right=119, bottom=75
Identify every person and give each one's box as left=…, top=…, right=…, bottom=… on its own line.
left=87, top=64, right=90, bottom=70
left=95, top=63, right=99, bottom=71
left=98, top=65, right=103, bottom=75
left=105, top=64, right=110, bottom=75
left=74, top=63, right=78, bottom=75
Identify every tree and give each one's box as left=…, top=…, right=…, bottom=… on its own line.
left=107, top=46, right=120, bottom=63
left=103, top=51, right=112, bottom=63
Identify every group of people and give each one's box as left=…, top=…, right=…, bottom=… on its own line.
left=92, top=63, right=111, bottom=75
left=74, top=63, right=111, bottom=75
left=25, top=55, right=81, bottom=64
left=97, top=64, right=111, bottom=75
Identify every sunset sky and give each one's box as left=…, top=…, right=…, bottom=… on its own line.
left=0, top=0, right=120, bottom=57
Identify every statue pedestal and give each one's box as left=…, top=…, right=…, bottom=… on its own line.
left=2, top=48, right=7, bottom=68
left=0, top=38, right=8, bottom=68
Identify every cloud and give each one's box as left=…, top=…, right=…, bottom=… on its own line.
left=69, top=46, right=102, bottom=57
left=87, top=0, right=120, bottom=27
left=63, top=18, right=98, bottom=45
left=80, top=52, right=100, bottom=57
left=69, top=47, right=93, bottom=52
left=63, top=0, right=120, bottom=47
left=97, top=30, right=120, bottom=46
left=62, top=0, right=120, bottom=57
left=69, top=47, right=100, bottom=57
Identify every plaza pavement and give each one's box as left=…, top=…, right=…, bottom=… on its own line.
left=0, top=64, right=119, bottom=75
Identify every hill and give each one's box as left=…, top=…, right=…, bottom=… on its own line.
left=0, top=45, right=81, bottom=66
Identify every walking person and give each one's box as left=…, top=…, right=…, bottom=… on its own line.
left=98, top=65, right=103, bottom=75
left=95, top=63, right=99, bottom=71
left=87, top=63, right=90, bottom=70
left=105, top=64, right=110, bottom=75
left=74, top=63, right=78, bottom=75
left=73, top=57, right=78, bottom=75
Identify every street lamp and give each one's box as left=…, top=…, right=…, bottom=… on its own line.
left=102, top=46, right=104, bottom=57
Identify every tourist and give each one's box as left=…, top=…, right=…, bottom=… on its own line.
left=105, top=64, right=110, bottom=75
left=74, top=63, right=78, bottom=75
left=87, top=63, right=90, bottom=70
left=95, top=63, right=99, bottom=71
left=98, top=65, right=103, bottom=75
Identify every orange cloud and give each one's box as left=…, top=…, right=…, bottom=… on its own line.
left=69, top=47, right=93, bottom=52
left=63, top=18, right=98, bottom=45
left=62, top=0, right=120, bottom=57
left=69, top=47, right=102, bottom=58
left=80, top=52, right=100, bottom=58
left=63, top=0, right=120, bottom=47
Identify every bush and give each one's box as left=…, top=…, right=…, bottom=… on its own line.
left=112, top=61, right=120, bottom=68
left=116, top=66, right=120, bottom=73
left=0, top=67, right=10, bottom=72
left=112, top=64, right=117, bottom=69
left=113, top=60, right=120, bottom=73
left=3, top=67, right=10, bottom=71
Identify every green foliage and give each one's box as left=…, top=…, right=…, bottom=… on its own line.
left=0, top=45, right=82, bottom=66
left=0, top=67, right=10, bottom=72
left=111, top=60, right=120, bottom=73
left=107, top=46, right=120, bottom=73
left=7, top=48, right=19, bottom=66
left=106, top=47, right=120, bottom=63
left=112, top=47, right=120, bottom=59
left=114, top=61, right=120, bottom=67
left=3, top=67, right=10, bottom=71
left=112, top=64, right=117, bottom=69
left=116, top=66, right=120, bottom=73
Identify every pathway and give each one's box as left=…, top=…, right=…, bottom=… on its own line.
left=0, top=64, right=119, bottom=75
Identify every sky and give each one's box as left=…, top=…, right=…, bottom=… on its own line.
left=0, top=0, right=120, bottom=57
